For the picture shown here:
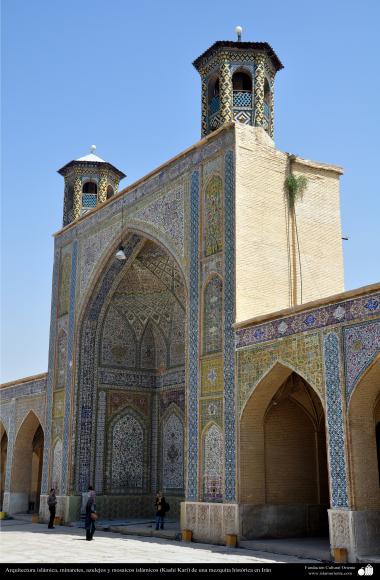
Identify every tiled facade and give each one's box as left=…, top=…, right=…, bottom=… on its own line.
left=1, top=38, right=379, bottom=563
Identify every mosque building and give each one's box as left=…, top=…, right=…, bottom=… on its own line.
left=1, top=30, right=379, bottom=562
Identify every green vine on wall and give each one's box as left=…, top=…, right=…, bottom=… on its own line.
left=284, top=156, right=308, bottom=305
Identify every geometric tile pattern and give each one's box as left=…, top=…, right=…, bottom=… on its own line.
left=133, top=187, right=185, bottom=257
left=323, top=332, right=349, bottom=508
left=109, top=412, right=144, bottom=491
left=201, top=356, right=224, bottom=396
left=223, top=150, right=236, bottom=502
left=343, top=319, right=380, bottom=403
left=204, top=176, right=223, bottom=257
left=254, top=53, right=265, bottom=128
left=200, top=397, right=223, bottom=431
left=236, top=292, right=380, bottom=349
left=234, top=110, right=251, bottom=125
left=58, top=254, right=71, bottom=317
left=203, top=276, right=223, bottom=354
left=163, top=412, right=184, bottom=489
left=187, top=171, right=200, bottom=501
left=203, top=424, right=223, bottom=502
left=61, top=240, right=78, bottom=494
left=219, top=60, right=233, bottom=125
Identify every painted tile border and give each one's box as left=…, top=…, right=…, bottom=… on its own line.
left=223, top=150, right=236, bottom=502
left=187, top=170, right=200, bottom=500
left=323, top=332, right=349, bottom=508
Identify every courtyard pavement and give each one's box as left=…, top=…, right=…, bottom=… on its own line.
left=0, top=520, right=319, bottom=564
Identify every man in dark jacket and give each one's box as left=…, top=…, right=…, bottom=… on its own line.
left=47, top=488, right=57, bottom=529
left=154, top=491, right=167, bottom=530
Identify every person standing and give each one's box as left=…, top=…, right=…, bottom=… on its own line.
left=154, top=491, right=167, bottom=530
left=85, top=486, right=97, bottom=541
left=47, top=488, right=57, bottom=529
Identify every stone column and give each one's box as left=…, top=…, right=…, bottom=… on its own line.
left=219, top=59, right=233, bottom=125
left=114, top=177, right=120, bottom=195
left=201, top=73, right=208, bottom=138
left=254, top=53, right=265, bottom=128
left=98, top=171, right=108, bottom=204
left=72, top=174, right=82, bottom=220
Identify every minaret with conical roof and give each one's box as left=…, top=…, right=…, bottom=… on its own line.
left=57, top=146, right=126, bottom=227
left=193, top=27, right=283, bottom=138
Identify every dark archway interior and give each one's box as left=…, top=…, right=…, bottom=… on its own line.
left=1, top=428, right=8, bottom=510
left=240, top=369, right=329, bottom=539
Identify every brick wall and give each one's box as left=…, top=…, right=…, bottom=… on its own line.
left=234, top=124, right=344, bottom=322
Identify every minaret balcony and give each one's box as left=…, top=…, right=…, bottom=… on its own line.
left=233, top=90, right=252, bottom=108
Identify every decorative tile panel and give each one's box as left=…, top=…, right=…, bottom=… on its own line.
left=187, top=171, right=200, bottom=501
left=201, top=356, right=224, bottom=396
left=51, top=439, right=63, bottom=493
left=61, top=240, right=77, bottom=494
left=109, top=412, right=145, bottom=491
left=343, top=320, right=380, bottom=403
left=223, top=150, right=236, bottom=502
left=133, top=187, right=185, bottom=257
left=203, top=276, right=223, bottom=354
left=200, top=397, right=223, bottom=430
left=163, top=412, right=184, bottom=489
left=323, top=332, right=349, bottom=508
left=58, top=254, right=71, bottom=317
left=204, top=176, right=223, bottom=257
left=203, top=424, right=223, bottom=502
left=236, top=292, right=380, bottom=349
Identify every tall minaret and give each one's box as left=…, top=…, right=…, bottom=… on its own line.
left=193, top=27, right=283, bottom=138
left=57, top=146, right=126, bottom=227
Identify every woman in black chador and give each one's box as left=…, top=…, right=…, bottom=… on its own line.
left=85, top=486, right=97, bottom=541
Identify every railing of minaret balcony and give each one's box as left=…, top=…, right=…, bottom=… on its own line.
left=232, top=89, right=253, bottom=125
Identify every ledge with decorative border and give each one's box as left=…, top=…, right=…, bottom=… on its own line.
left=235, top=283, right=380, bottom=349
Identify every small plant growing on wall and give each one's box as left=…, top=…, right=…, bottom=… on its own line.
left=284, top=156, right=308, bottom=305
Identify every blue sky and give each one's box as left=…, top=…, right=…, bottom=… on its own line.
left=1, top=0, right=379, bottom=382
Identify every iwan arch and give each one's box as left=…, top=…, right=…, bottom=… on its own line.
left=1, top=35, right=380, bottom=562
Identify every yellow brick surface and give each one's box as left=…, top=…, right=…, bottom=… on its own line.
left=235, top=124, right=344, bottom=323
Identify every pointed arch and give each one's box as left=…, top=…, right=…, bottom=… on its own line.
left=10, top=411, right=44, bottom=513
left=239, top=361, right=329, bottom=538
left=239, top=358, right=324, bottom=420
left=348, top=353, right=380, bottom=510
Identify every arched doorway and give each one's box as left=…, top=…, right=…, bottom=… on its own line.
left=0, top=423, right=8, bottom=510
left=348, top=355, right=380, bottom=510
left=75, top=235, right=186, bottom=518
left=10, top=412, right=44, bottom=514
left=239, top=363, right=329, bottom=538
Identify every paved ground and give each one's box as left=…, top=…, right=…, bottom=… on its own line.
left=0, top=521, right=319, bottom=564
